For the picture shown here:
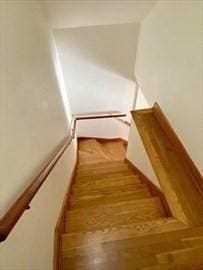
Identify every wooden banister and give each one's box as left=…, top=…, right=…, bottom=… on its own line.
left=0, top=135, right=73, bottom=242
left=0, top=112, right=127, bottom=242
left=74, top=112, right=126, bottom=120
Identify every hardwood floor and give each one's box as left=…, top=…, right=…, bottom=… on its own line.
left=60, top=138, right=203, bottom=269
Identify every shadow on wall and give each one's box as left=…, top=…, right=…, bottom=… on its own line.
left=54, top=23, right=140, bottom=81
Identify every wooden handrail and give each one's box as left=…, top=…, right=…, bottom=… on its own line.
left=74, top=112, right=126, bottom=120
left=0, top=136, right=73, bottom=242
left=0, top=112, right=127, bottom=242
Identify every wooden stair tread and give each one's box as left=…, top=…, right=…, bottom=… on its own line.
left=75, top=170, right=136, bottom=183
left=70, top=189, right=152, bottom=209
left=62, top=255, right=157, bottom=270
left=76, top=166, right=132, bottom=177
left=72, top=182, right=146, bottom=197
left=62, top=218, right=187, bottom=250
left=61, top=239, right=185, bottom=269
left=67, top=197, right=164, bottom=218
left=157, top=246, right=203, bottom=265
left=66, top=198, right=166, bottom=233
left=70, top=184, right=150, bottom=202
left=99, top=140, right=126, bottom=160
left=182, top=236, right=203, bottom=248
left=62, top=226, right=203, bottom=269
left=132, top=110, right=203, bottom=226
left=77, top=160, right=127, bottom=170
left=73, top=175, right=141, bottom=191
left=142, top=265, right=200, bottom=270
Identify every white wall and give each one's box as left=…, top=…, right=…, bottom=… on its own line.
left=54, top=23, right=140, bottom=115
left=135, top=0, right=203, bottom=171
left=41, top=0, right=157, bottom=29
left=0, top=1, right=75, bottom=269
left=127, top=120, right=160, bottom=188
left=0, top=0, right=72, bottom=215
left=76, top=118, right=129, bottom=140
left=0, top=140, right=77, bottom=270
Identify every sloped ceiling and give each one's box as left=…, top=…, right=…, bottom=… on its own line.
left=41, top=0, right=157, bottom=29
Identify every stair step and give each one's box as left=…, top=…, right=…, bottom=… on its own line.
left=62, top=218, right=187, bottom=250
left=157, top=246, right=203, bottom=265
left=181, top=236, right=203, bottom=248
left=143, top=264, right=203, bottom=270
left=72, top=181, right=144, bottom=197
left=62, top=225, right=203, bottom=258
left=76, top=167, right=131, bottom=177
left=100, top=140, right=126, bottom=160
left=66, top=198, right=166, bottom=233
left=75, top=170, right=136, bottom=182
left=61, top=238, right=184, bottom=270
left=62, top=237, right=183, bottom=259
left=62, top=255, right=157, bottom=270
left=71, top=183, right=150, bottom=202
left=73, top=175, right=141, bottom=192
left=77, top=160, right=127, bottom=170
left=70, top=188, right=152, bottom=209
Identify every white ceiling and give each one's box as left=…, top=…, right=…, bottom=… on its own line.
left=41, top=0, right=157, bottom=29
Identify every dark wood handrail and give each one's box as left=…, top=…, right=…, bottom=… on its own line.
left=74, top=112, right=126, bottom=120
left=0, top=112, right=127, bottom=242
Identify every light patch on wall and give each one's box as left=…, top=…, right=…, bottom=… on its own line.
left=135, top=87, right=150, bottom=109
left=52, top=37, right=72, bottom=123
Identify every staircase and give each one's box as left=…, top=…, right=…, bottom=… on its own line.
left=59, top=138, right=203, bottom=269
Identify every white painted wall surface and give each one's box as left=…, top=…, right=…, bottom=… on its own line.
left=54, top=23, right=140, bottom=114
left=0, top=140, right=77, bottom=270
left=135, top=0, right=203, bottom=171
left=126, top=120, right=160, bottom=188
left=76, top=118, right=129, bottom=140
left=0, top=0, right=72, bottom=216
left=41, top=0, right=157, bottom=29
left=0, top=1, right=75, bottom=269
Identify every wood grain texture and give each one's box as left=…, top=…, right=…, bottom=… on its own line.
left=181, top=236, right=203, bottom=248
left=60, top=138, right=202, bottom=269
left=131, top=110, right=203, bottom=226
left=62, top=218, right=187, bottom=250
left=70, top=189, right=152, bottom=209
left=157, top=246, right=203, bottom=265
left=125, top=159, right=172, bottom=217
left=72, top=175, right=141, bottom=192
left=66, top=198, right=166, bottom=233
left=153, top=102, right=203, bottom=193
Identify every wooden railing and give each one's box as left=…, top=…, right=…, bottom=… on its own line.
left=0, top=112, right=126, bottom=242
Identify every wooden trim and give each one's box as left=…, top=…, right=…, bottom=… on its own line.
left=74, top=113, right=126, bottom=121
left=153, top=102, right=203, bottom=193
left=53, top=140, right=78, bottom=270
left=125, top=159, right=172, bottom=217
left=0, top=136, right=73, bottom=242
